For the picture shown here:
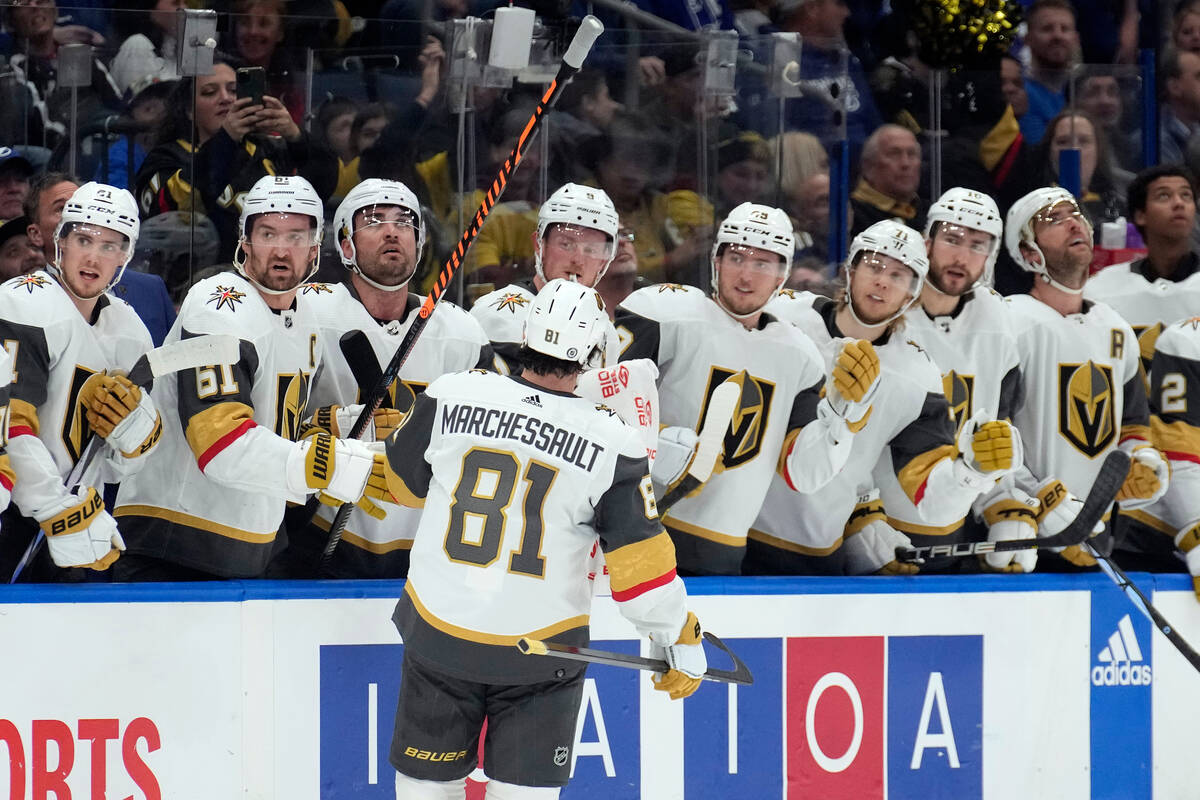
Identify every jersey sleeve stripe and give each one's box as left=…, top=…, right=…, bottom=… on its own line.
left=1119, top=423, right=1151, bottom=444
left=186, top=403, right=257, bottom=471
left=9, top=398, right=40, bottom=438
left=1152, top=418, right=1199, bottom=461
left=606, top=531, right=677, bottom=595
left=0, top=460, right=13, bottom=491
left=898, top=443, right=956, bottom=506
left=777, top=428, right=802, bottom=489
left=610, top=568, right=678, bottom=602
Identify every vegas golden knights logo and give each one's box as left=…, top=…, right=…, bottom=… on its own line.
left=942, top=371, right=975, bottom=436
left=274, top=371, right=311, bottom=440
left=61, top=365, right=98, bottom=462
left=1058, top=361, right=1116, bottom=457
left=699, top=368, right=775, bottom=469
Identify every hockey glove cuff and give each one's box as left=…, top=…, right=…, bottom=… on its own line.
left=651, top=426, right=699, bottom=493
left=954, top=412, right=1022, bottom=488
left=35, top=487, right=124, bottom=570
left=650, top=611, right=706, bottom=700
left=294, top=434, right=393, bottom=519
left=979, top=490, right=1039, bottom=573
left=821, top=339, right=880, bottom=434
left=1035, top=478, right=1101, bottom=567
left=842, top=490, right=918, bottom=575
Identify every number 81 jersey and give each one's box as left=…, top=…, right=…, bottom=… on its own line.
left=384, top=370, right=680, bottom=685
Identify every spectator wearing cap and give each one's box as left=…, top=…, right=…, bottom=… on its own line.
left=1018, top=0, right=1080, bottom=145
left=849, top=124, right=924, bottom=237
left=0, top=216, right=42, bottom=279
left=24, top=172, right=175, bottom=344
left=0, top=148, right=34, bottom=224
left=777, top=0, right=882, bottom=166
left=714, top=131, right=771, bottom=219
left=109, top=0, right=185, bottom=99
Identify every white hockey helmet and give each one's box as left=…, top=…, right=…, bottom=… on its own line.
left=333, top=178, right=425, bottom=291
left=235, top=175, right=324, bottom=292
left=925, top=187, right=1003, bottom=287
left=534, top=183, right=621, bottom=284
left=522, top=278, right=609, bottom=369
left=53, top=181, right=141, bottom=291
left=844, top=219, right=928, bottom=326
left=1005, top=186, right=1094, bottom=295
left=710, top=202, right=794, bottom=318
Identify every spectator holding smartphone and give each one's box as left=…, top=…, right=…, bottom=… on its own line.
left=135, top=57, right=337, bottom=261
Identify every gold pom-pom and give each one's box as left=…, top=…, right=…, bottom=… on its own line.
left=908, top=0, right=1023, bottom=69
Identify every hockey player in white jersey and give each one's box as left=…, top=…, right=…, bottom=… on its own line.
left=382, top=280, right=705, bottom=799
left=470, top=183, right=621, bottom=372
left=1005, top=187, right=1168, bottom=569
left=1084, top=166, right=1200, bottom=554
left=1146, top=318, right=1200, bottom=598
left=750, top=219, right=1022, bottom=575
left=289, top=178, right=493, bottom=577
left=114, top=176, right=391, bottom=580
left=0, top=182, right=159, bottom=578
left=895, top=188, right=1034, bottom=573
left=616, top=202, right=884, bottom=575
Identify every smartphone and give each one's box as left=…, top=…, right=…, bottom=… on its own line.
left=236, top=66, right=266, bottom=107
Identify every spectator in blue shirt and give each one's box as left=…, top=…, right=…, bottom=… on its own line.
left=1019, top=0, right=1080, bottom=144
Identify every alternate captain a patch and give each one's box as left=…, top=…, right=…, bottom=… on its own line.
left=492, top=293, right=530, bottom=314
left=207, top=285, right=247, bottom=311
left=12, top=274, right=50, bottom=293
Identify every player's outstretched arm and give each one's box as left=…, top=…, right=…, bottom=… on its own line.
left=779, top=339, right=880, bottom=494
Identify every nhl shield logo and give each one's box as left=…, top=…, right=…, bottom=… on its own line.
left=1058, top=360, right=1115, bottom=457
left=553, top=746, right=569, bottom=767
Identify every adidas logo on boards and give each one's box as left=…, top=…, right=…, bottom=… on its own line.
left=1091, top=614, right=1152, bottom=686
left=522, top=395, right=543, bottom=408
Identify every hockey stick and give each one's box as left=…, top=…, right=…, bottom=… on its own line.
left=894, top=449, right=1131, bottom=563
left=8, top=334, right=240, bottom=583
left=517, top=630, right=754, bottom=686
left=1087, top=543, right=1200, bottom=674
left=656, top=380, right=738, bottom=513
left=314, top=16, right=606, bottom=569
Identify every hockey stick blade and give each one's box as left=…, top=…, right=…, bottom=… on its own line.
left=895, top=449, right=1131, bottom=563
left=657, top=381, right=738, bottom=512
left=517, top=631, right=754, bottom=686
left=10, top=334, right=243, bottom=584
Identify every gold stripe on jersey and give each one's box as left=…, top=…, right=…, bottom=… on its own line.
left=113, top=504, right=276, bottom=543
left=311, top=515, right=415, bottom=553
left=896, top=444, right=956, bottom=504
left=1120, top=423, right=1152, bottom=445
left=747, top=527, right=843, bottom=556
left=1151, top=417, right=1200, bottom=460
left=0, top=455, right=13, bottom=490
left=776, top=428, right=800, bottom=480
left=382, top=464, right=426, bottom=508
left=9, top=397, right=40, bottom=436
left=664, top=515, right=746, bottom=547
left=606, top=531, right=676, bottom=595
left=185, top=401, right=255, bottom=461
left=405, top=582, right=588, bottom=646
left=1120, top=507, right=1174, bottom=537
left=888, top=515, right=963, bottom=537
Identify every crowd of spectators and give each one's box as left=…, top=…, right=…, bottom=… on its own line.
left=0, top=0, right=1190, bottom=321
